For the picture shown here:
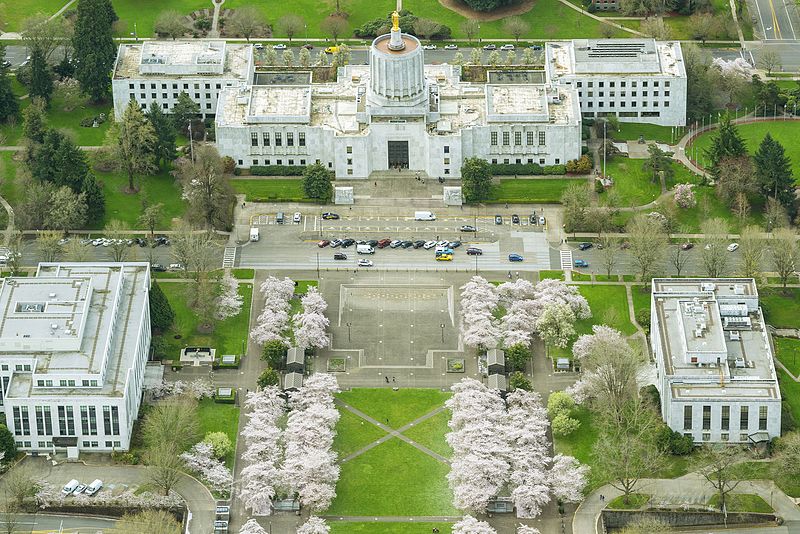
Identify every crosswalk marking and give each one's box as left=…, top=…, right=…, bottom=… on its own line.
left=560, top=250, right=573, bottom=271
left=222, top=247, right=237, bottom=268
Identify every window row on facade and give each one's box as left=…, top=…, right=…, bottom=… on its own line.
left=250, top=131, right=307, bottom=148
left=574, top=80, right=671, bottom=88
left=12, top=405, right=120, bottom=437
left=491, top=157, right=561, bottom=166
left=127, top=82, right=224, bottom=91
left=490, top=131, right=547, bottom=147
left=683, top=404, right=768, bottom=440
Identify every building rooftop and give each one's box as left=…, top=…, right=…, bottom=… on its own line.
left=113, top=41, right=252, bottom=80
left=651, top=278, right=779, bottom=401
left=2, top=263, right=150, bottom=399
left=546, top=39, right=685, bottom=78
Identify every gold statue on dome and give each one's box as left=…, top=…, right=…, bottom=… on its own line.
left=391, top=10, right=400, bottom=31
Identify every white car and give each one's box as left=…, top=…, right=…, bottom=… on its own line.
left=538, top=216, right=546, bottom=225
left=254, top=43, right=264, bottom=50
left=422, top=44, right=437, bottom=50
left=423, top=241, right=437, bottom=249
left=293, top=212, right=302, bottom=223
left=436, top=240, right=448, bottom=247
left=727, top=243, right=739, bottom=252
left=168, top=263, right=185, bottom=271
left=444, top=44, right=458, bottom=50
left=500, top=44, right=515, bottom=51
left=358, top=259, right=374, bottom=267
left=73, top=483, right=87, bottom=495
left=273, top=44, right=287, bottom=50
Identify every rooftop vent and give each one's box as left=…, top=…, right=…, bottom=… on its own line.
left=723, top=316, right=752, bottom=330
left=734, top=357, right=746, bottom=368
left=701, top=282, right=716, bottom=292
left=729, top=330, right=741, bottom=341
left=734, top=284, right=745, bottom=295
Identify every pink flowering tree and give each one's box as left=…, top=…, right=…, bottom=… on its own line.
left=533, top=279, right=592, bottom=321
left=535, top=302, right=576, bottom=348
left=180, top=441, right=233, bottom=495
left=548, top=454, right=589, bottom=503
left=293, top=286, right=330, bottom=350
left=517, top=526, right=541, bottom=534
left=215, top=272, right=244, bottom=320
left=239, top=519, right=268, bottom=534
left=250, top=276, right=295, bottom=345
left=297, top=516, right=330, bottom=534
left=674, top=183, right=696, bottom=209
left=459, top=276, right=501, bottom=349
left=452, top=515, right=498, bottom=534
left=239, top=387, right=286, bottom=516
left=506, top=389, right=551, bottom=518
left=446, top=378, right=511, bottom=512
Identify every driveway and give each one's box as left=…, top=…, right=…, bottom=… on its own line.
left=0, top=457, right=216, bottom=534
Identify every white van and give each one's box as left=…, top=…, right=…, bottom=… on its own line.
left=249, top=227, right=260, bottom=242
left=85, top=479, right=103, bottom=496
left=414, top=211, right=436, bottom=221
left=62, top=479, right=80, bottom=496
left=356, top=244, right=374, bottom=254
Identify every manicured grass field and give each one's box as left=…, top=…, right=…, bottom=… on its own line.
left=197, top=397, right=240, bottom=468
left=607, top=493, right=650, bottom=510
left=630, top=285, right=651, bottom=320
left=601, top=157, right=700, bottom=208
left=401, top=409, right=452, bottom=458
left=708, top=493, right=773, bottom=513
left=329, top=523, right=453, bottom=533
left=727, top=461, right=800, bottom=498
left=553, top=406, right=603, bottom=489
left=760, top=288, right=800, bottom=329
left=0, top=153, right=20, bottom=207
left=111, top=0, right=211, bottom=37
left=613, top=123, right=683, bottom=145
left=0, top=0, right=68, bottom=32
left=657, top=185, right=763, bottom=234
left=232, top=268, right=255, bottom=279
left=778, top=369, right=800, bottom=429
left=158, top=282, right=253, bottom=361
left=688, top=120, right=800, bottom=183
left=337, top=388, right=450, bottom=429
left=333, top=407, right=387, bottom=458
left=230, top=179, right=307, bottom=202
left=93, top=168, right=185, bottom=229
left=488, top=178, right=586, bottom=204
left=328, top=437, right=458, bottom=516
left=574, top=284, right=636, bottom=336
left=538, top=270, right=564, bottom=280
left=775, top=337, right=800, bottom=377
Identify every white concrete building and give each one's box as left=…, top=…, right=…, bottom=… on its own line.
left=112, top=40, right=253, bottom=119
left=650, top=279, right=781, bottom=444
left=215, top=25, right=581, bottom=178
left=545, top=39, right=687, bottom=126
left=0, top=263, right=151, bottom=454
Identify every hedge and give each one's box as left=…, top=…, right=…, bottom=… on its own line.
left=247, top=165, right=305, bottom=176
left=488, top=163, right=567, bottom=176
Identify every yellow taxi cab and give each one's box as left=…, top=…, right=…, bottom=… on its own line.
left=325, top=46, right=339, bottom=54
left=436, top=254, right=453, bottom=261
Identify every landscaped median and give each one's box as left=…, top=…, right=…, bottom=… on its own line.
left=488, top=177, right=587, bottom=204
left=231, top=178, right=311, bottom=203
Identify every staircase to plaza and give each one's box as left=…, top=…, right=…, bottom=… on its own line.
left=334, top=171, right=458, bottom=207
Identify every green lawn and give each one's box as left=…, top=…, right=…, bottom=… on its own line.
left=93, top=167, right=185, bottom=229
left=487, top=178, right=587, bottom=204
left=657, top=185, right=763, bottom=234
left=401, top=409, right=452, bottom=458
left=223, top=0, right=613, bottom=41
left=0, top=153, right=21, bottom=208
left=630, top=285, right=651, bottom=319
left=111, top=0, right=211, bottom=37
left=760, top=288, right=800, bottom=329
left=329, top=523, right=453, bottom=533
left=539, top=270, right=564, bottom=280
left=158, top=282, right=253, bottom=361
left=775, top=337, right=800, bottom=377
left=574, top=284, right=636, bottom=336
left=197, top=397, right=240, bottom=468
left=613, top=123, right=683, bottom=144
left=337, top=388, right=451, bottom=429
left=607, top=493, right=650, bottom=510
left=0, top=0, right=69, bottom=32
left=727, top=461, right=800, bottom=498
left=553, top=406, right=603, bottom=489
left=333, top=407, right=387, bottom=458
left=230, top=179, right=307, bottom=202
left=708, top=493, right=773, bottom=513
left=601, top=157, right=700, bottom=208
left=232, top=268, right=255, bottom=280
left=778, top=369, right=800, bottom=426
left=688, top=120, right=800, bottom=184
left=328, top=437, right=458, bottom=516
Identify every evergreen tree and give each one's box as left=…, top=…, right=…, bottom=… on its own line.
left=754, top=133, right=796, bottom=218
left=171, top=92, right=200, bottom=135
left=261, top=339, right=287, bottom=369
left=148, top=101, right=177, bottom=167
left=72, top=0, right=117, bottom=101
left=21, top=99, right=47, bottom=144
left=461, top=157, right=493, bottom=202
left=29, top=46, right=53, bottom=105
left=0, top=424, right=16, bottom=462
left=257, top=368, right=280, bottom=389
left=112, top=100, right=158, bottom=191
left=302, top=163, right=333, bottom=200
left=704, top=113, right=746, bottom=177
left=0, top=45, right=19, bottom=123
left=81, top=173, right=106, bottom=225
left=149, top=281, right=175, bottom=331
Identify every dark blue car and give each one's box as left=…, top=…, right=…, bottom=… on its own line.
left=508, top=253, right=524, bottom=262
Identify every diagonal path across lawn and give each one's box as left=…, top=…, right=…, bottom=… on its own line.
left=335, top=398, right=450, bottom=464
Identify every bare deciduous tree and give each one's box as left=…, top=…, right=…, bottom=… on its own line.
left=502, top=17, right=529, bottom=42
left=36, top=230, right=63, bottom=263
left=146, top=442, right=185, bottom=496
left=627, top=214, right=667, bottom=283
left=153, top=10, right=187, bottom=40
left=227, top=7, right=268, bottom=41
left=739, top=225, right=765, bottom=280
left=669, top=245, right=690, bottom=277
left=117, top=509, right=181, bottom=534
left=461, top=20, right=480, bottom=42
left=696, top=444, right=747, bottom=512
left=770, top=228, right=799, bottom=291
left=758, top=50, right=782, bottom=76
left=321, top=16, right=348, bottom=42
left=599, top=234, right=620, bottom=278
left=142, top=395, right=200, bottom=452
left=700, top=218, right=730, bottom=278
left=105, top=220, right=131, bottom=262
left=277, top=14, right=306, bottom=42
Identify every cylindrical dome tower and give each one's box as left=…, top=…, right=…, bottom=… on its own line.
left=368, top=16, right=426, bottom=109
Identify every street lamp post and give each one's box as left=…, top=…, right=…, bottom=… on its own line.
left=346, top=322, right=352, bottom=342
left=316, top=252, right=320, bottom=277
left=440, top=323, right=445, bottom=343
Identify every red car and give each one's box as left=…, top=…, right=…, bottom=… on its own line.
left=376, top=238, right=392, bottom=248
left=318, top=240, right=330, bottom=248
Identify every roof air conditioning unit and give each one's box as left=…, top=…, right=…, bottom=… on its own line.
left=701, top=282, right=716, bottom=292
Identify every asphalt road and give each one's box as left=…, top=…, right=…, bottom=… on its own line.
left=748, top=0, right=800, bottom=40
left=0, top=512, right=117, bottom=532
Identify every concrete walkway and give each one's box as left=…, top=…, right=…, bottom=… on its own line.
left=574, top=475, right=800, bottom=534
left=335, top=399, right=450, bottom=464
left=209, top=0, right=224, bottom=38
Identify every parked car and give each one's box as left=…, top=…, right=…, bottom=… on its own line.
left=467, top=247, right=483, bottom=255
left=511, top=214, right=520, bottom=224
left=495, top=215, right=503, bottom=225
left=413, top=240, right=426, bottom=248
left=73, top=483, right=87, bottom=495
left=330, top=239, right=343, bottom=248
left=401, top=240, right=414, bottom=248
left=168, top=263, right=185, bottom=271
left=334, top=253, right=348, bottom=260
left=483, top=44, right=497, bottom=50
left=448, top=241, right=462, bottom=248
left=508, top=253, right=524, bottom=262
left=578, top=242, right=593, bottom=251
left=151, top=263, right=167, bottom=272
left=302, top=44, right=314, bottom=50
left=84, top=479, right=103, bottom=497
left=341, top=239, right=355, bottom=247
left=727, top=243, right=739, bottom=252
left=460, top=225, right=477, bottom=232
left=254, top=43, right=264, bottom=50
left=435, top=247, right=454, bottom=255
left=358, top=259, right=374, bottom=267
left=422, top=44, right=437, bottom=50
left=321, top=212, right=340, bottom=220
left=529, top=44, right=543, bottom=50
left=318, top=240, right=330, bottom=248
left=436, top=254, right=453, bottom=261
left=325, top=46, right=339, bottom=54
left=530, top=213, right=537, bottom=224
left=62, top=480, right=80, bottom=496
left=538, top=216, right=546, bottom=225
left=436, top=240, right=449, bottom=247
left=273, top=44, right=287, bottom=50
left=389, top=240, right=402, bottom=248
left=423, top=241, right=437, bottom=249
left=293, top=212, right=302, bottom=223
left=444, top=44, right=458, bottom=50
left=500, top=44, right=515, bottom=50
left=377, top=238, right=392, bottom=248
left=680, top=242, right=694, bottom=250
left=574, top=259, right=589, bottom=268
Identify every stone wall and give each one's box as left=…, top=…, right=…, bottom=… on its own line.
left=602, top=509, right=778, bottom=531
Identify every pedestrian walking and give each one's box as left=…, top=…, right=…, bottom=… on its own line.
left=392, top=376, right=396, bottom=383
left=384, top=376, right=389, bottom=383
left=600, top=494, right=605, bottom=502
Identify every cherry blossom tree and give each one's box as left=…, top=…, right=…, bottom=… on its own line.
left=239, top=519, right=267, bottom=534
left=533, top=279, right=591, bottom=321
left=673, top=183, right=696, bottom=209
left=516, top=526, right=541, bottom=534
left=452, top=515, right=497, bottom=534
left=180, top=441, right=233, bottom=495
left=250, top=276, right=295, bottom=345
left=282, top=374, right=340, bottom=512
left=446, top=378, right=511, bottom=512
left=297, top=516, right=330, bottom=534
left=459, top=276, right=501, bottom=349
left=497, top=279, right=535, bottom=304
left=548, top=454, right=589, bottom=503
left=215, top=272, right=244, bottom=320
left=239, top=387, right=286, bottom=516
left=293, top=286, right=330, bottom=350
left=535, top=302, right=576, bottom=348
left=506, top=389, right=551, bottom=517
